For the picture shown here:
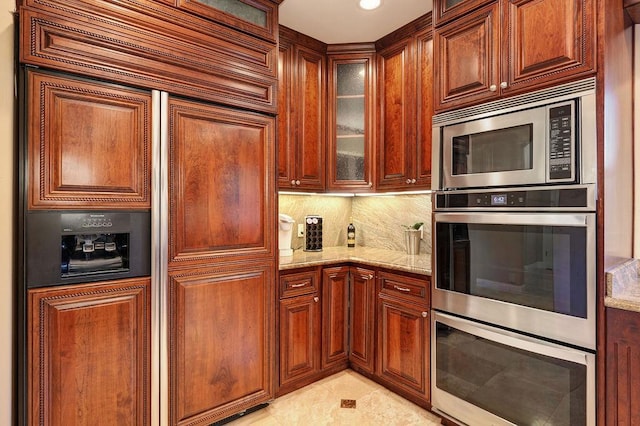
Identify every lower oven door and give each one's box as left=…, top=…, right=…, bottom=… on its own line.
left=433, top=212, right=595, bottom=350
left=432, top=311, right=595, bottom=426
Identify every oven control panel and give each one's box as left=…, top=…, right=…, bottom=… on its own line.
left=436, top=187, right=591, bottom=210
left=548, top=103, right=574, bottom=181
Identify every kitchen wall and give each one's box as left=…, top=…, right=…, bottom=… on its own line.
left=279, top=193, right=432, bottom=254
left=1, top=1, right=14, bottom=424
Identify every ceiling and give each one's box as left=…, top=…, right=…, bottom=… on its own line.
left=278, top=0, right=433, bottom=44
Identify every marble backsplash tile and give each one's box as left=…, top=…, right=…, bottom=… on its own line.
left=278, top=193, right=432, bottom=254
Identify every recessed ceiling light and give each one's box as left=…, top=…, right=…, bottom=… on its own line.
left=358, top=0, right=381, bottom=11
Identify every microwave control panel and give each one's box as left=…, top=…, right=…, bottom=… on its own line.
left=548, top=103, right=574, bottom=180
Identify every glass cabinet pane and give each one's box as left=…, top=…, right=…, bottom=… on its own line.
left=193, top=0, right=267, bottom=27
left=333, top=61, right=367, bottom=184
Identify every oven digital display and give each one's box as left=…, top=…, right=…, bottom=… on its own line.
left=491, top=194, right=507, bottom=206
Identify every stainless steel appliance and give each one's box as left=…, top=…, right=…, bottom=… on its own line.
left=431, top=79, right=597, bottom=425
left=432, top=311, right=595, bottom=426
left=433, top=186, right=596, bottom=350
left=432, top=78, right=596, bottom=192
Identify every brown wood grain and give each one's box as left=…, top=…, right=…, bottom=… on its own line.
left=167, top=96, right=275, bottom=265
left=349, top=267, right=376, bottom=374
left=606, top=308, right=640, bottom=425
left=170, top=265, right=274, bottom=425
left=321, top=267, right=350, bottom=369
left=28, top=278, right=150, bottom=426
left=27, top=70, right=152, bottom=209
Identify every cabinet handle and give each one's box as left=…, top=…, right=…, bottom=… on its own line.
left=411, top=178, right=416, bottom=184
left=368, top=274, right=374, bottom=280
left=393, top=285, right=411, bottom=292
left=368, top=181, right=373, bottom=188
left=290, top=283, right=307, bottom=288
left=489, top=84, right=497, bottom=92
left=422, top=311, right=428, bottom=318
left=500, top=81, right=508, bottom=89
left=406, top=179, right=412, bottom=184
left=295, top=180, right=301, bottom=186
left=290, top=179, right=296, bottom=185
left=314, top=296, right=319, bottom=303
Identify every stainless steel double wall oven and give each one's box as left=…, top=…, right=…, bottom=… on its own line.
left=430, top=79, right=597, bottom=426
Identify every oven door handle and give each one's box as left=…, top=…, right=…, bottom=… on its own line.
left=434, top=212, right=593, bottom=227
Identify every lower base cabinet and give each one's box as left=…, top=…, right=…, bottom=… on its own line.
left=376, top=271, right=431, bottom=407
left=28, top=278, right=151, bottom=426
left=606, top=307, right=640, bottom=424
left=277, top=264, right=430, bottom=408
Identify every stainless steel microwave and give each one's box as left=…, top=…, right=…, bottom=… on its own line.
left=432, top=78, right=597, bottom=191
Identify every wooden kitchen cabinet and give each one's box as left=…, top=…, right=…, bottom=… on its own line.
left=28, top=278, right=151, bottom=426
left=376, top=15, right=433, bottom=191
left=167, top=95, right=276, bottom=424
left=606, top=307, right=640, bottom=425
left=321, top=266, right=350, bottom=369
left=433, top=0, right=596, bottom=112
left=26, top=69, right=152, bottom=210
left=278, top=27, right=327, bottom=191
left=326, top=46, right=376, bottom=192
left=169, top=264, right=275, bottom=425
left=348, top=266, right=376, bottom=374
left=376, top=271, right=431, bottom=407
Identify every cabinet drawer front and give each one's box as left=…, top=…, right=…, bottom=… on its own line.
left=280, top=269, right=319, bottom=298
left=379, top=271, right=430, bottom=302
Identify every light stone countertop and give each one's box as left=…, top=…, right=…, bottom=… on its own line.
left=605, top=258, right=640, bottom=312
left=279, top=246, right=431, bottom=276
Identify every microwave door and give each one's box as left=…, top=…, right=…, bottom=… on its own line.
left=442, top=107, right=547, bottom=190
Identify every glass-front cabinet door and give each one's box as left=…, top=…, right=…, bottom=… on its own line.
left=327, top=50, right=375, bottom=192
left=177, top=0, right=278, bottom=41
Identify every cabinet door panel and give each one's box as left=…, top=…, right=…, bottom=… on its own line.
left=27, top=70, right=151, bottom=209
left=377, top=40, right=414, bottom=188
left=279, top=294, right=321, bottom=387
left=170, top=265, right=274, bottom=424
left=415, top=29, right=433, bottom=188
left=504, top=0, right=596, bottom=93
left=349, top=267, right=376, bottom=373
left=322, top=266, right=349, bottom=369
left=28, top=278, right=150, bottom=426
left=295, top=47, right=326, bottom=189
left=606, top=308, right=640, bottom=425
left=168, top=97, right=275, bottom=264
left=434, top=2, right=500, bottom=111
left=277, top=42, right=295, bottom=187
left=378, top=294, right=429, bottom=401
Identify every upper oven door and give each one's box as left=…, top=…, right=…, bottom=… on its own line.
left=442, top=105, right=548, bottom=190
left=433, top=211, right=595, bottom=350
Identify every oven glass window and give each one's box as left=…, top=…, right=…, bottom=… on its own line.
left=452, top=124, right=533, bottom=175
left=436, top=222, right=587, bottom=318
left=436, top=322, right=587, bottom=425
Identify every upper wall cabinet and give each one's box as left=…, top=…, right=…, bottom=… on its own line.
left=433, top=0, right=596, bottom=112
left=19, top=0, right=280, bottom=113
left=376, top=16, right=433, bottom=191
left=278, top=27, right=327, bottom=191
left=327, top=45, right=376, bottom=192
left=175, top=0, right=279, bottom=42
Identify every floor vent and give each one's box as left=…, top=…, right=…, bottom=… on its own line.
left=340, top=399, right=356, bottom=409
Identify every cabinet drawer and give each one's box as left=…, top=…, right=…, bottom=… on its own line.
left=280, top=269, right=319, bottom=298
left=378, top=271, right=430, bottom=303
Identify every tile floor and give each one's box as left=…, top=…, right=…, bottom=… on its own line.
left=226, top=370, right=443, bottom=425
